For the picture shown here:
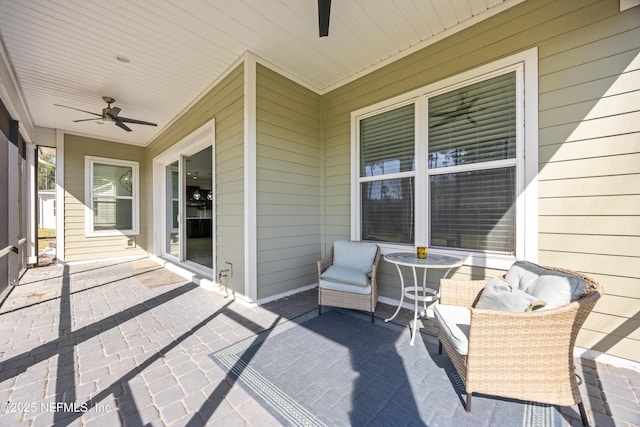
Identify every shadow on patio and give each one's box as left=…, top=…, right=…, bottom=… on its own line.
left=0, top=259, right=637, bottom=426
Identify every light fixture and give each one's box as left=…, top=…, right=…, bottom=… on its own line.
left=207, top=191, right=213, bottom=201
left=192, top=189, right=202, bottom=201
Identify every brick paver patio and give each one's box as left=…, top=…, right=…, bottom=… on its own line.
left=0, top=258, right=638, bottom=426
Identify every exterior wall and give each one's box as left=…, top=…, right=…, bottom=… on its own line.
left=536, top=2, right=640, bottom=361
left=63, top=134, right=147, bottom=262
left=321, top=0, right=640, bottom=361
left=255, top=64, right=322, bottom=300
left=38, top=190, right=56, bottom=229
left=145, top=64, right=245, bottom=294
left=0, top=99, right=12, bottom=296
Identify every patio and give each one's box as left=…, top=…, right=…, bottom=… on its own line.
left=0, top=259, right=637, bottom=426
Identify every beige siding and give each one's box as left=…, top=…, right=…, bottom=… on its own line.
left=320, top=0, right=640, bottom=361
left=255, top=64, right=321, bottom=299
left=537, top=1, right=640, bottom=361
left=63, top=134, right=147, bottom=262
left=145, top=64, right=245, bottom=293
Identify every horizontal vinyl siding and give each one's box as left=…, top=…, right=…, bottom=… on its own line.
left=63, top=134, right=146, bottom=262
left=537, top=1, right=640, bottom=361
left=321, top=0, right=639, bottom=361
left=145, top=64, right=245, bottom=293
left=255, top=64, right=321, bottom=300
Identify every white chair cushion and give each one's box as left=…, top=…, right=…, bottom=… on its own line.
left=321, top=265, right=368, bottom=287
left=332, top=240, right=378, bottom=274
left=475, top=277, right=546, bottom=312
left=319, top=278, right=372, bottom=295
left=434, top=304, right=470, bottom=356
left=505, top=261, right=586, bottom=307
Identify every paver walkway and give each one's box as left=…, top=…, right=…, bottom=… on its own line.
left=0, top=258, right=638, bottom=426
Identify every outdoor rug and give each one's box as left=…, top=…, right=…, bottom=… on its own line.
left=211, top=309, right=563, bottom=427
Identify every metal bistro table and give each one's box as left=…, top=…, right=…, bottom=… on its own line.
left=384, top=252, right=463, bottom=346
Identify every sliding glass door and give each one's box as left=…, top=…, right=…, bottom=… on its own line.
left=185, top=147, right=213, bottom=267
left=163, top=146, right=213, bottom=271
left=165, top=161, right=180, bottom=258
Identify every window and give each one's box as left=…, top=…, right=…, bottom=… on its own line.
left=85, top=156, right=139, bottom=236
left=359, top=103, right=415, bottom=244
left=352, top=49, right=538, bottom=268
left=428, top=72, right=517, bottom=254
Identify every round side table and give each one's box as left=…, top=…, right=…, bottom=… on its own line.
left=384, top=252, right=463, bottom=346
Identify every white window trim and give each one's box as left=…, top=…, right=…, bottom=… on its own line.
left=84, top=156, right=139, bottom=237
left=351, top=48, right=538, bottom=270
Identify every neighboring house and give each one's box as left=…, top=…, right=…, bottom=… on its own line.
left=38, top=189, right=56, bottom=229
left=1, top=0, right=638, bottom=365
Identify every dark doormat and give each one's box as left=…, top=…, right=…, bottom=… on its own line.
left=211, top=309, right=561, bottom=427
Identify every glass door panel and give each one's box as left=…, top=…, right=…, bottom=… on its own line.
left=165, top=161, right=180, bottom=258
left=184, top=146, right=212, bottom=268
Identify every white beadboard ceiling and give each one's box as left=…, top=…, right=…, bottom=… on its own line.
left=0, top=0, right=520, bottom=146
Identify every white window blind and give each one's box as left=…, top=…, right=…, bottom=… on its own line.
left=361, top=104, right=415, bottom=176
left=428, top=71, right=517, bottom=254
left=359, top=103, right=415, bottom=243
left=430, top=168, right=515, bottom=253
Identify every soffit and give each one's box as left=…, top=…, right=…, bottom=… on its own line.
left=0, top=0, right=521, bottom=146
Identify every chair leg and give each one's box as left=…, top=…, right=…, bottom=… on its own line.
left=371, top=311, right=375, bottom=323
left=466, top=392, right=472, bottom=412
left=578, top=402, right=589, bottom=426
left=438, top=340, right=442, bottom=354
left=318, top=305, right=322, bottom=316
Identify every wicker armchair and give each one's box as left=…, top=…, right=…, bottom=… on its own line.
left=436, top=266, right=603, bottom=426
left=317, top=241, right=380, bottom=322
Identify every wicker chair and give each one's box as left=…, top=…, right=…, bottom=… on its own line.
left=436, top=266, right=603, bottom=426
left=317, top=241, right=380, bottom=322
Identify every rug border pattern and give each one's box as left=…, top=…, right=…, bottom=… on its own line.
left=212, top=308, right=558, bottom=427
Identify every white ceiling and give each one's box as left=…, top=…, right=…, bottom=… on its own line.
left=0, top=0, right=520, bottom=146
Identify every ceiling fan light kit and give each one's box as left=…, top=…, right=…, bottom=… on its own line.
left=55, top=96, right=157, bottom=132
left=55, top=5, right=331, bottom=135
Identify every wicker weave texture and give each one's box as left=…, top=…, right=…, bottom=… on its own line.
left=317, top=243, right=380, bottom=315
left=438, top=267, right=603, bottom=408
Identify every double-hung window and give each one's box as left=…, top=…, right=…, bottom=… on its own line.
left=359, top=102, right=416, bottom=244
left=85, top=156, right=139, bottom=236
left=352, top=49, right=538, bottom=268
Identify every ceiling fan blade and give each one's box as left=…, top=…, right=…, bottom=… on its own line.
left=318, top=0, right=331, bottom=37
left=106, top=107, right=121, bottom=120
left=73, top=118, right=102, bottom=123
left=115, top=121, right=132, bottom=132
left=54, top=104, right=101, bottom=117
left=118, top=116, right=158, bottom=127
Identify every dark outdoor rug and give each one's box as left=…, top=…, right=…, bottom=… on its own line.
left=211, top=309, right=562, bottom=427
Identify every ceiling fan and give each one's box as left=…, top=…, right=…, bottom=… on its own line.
left=55, top=96, right=157, bottom=132
left=318, top=0, right=331, bottom=37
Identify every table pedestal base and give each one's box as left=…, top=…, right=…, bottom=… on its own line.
left=384, top=252, right=462, bottom=346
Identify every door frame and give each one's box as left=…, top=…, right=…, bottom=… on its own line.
left=153, top=119, right=216, bottom=278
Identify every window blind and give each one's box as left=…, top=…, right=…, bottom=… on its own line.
left=362, top=178, right=414, bottom=244
left=359, top=103, right=416, bottom=243
left=428, top=72, right=516, bottom=168
left=360, top=103, right=415, bottom=176
left=430, top=167, right=515, bottom=254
